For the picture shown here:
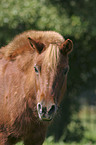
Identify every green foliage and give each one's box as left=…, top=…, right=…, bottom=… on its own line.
left=0, top=0, right=91, bottom=44
left=16, top=142, right=23, bottom=145
left=0, top=0, right=96, bottom=143
left=63, top=117, right=84, bottom=142
left=79, top=106, right=96, bottom=144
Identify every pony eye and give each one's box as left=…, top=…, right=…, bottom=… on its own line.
left=63, top=67, right=69, bottom=75
left=34, top=65, right=39, bottom=74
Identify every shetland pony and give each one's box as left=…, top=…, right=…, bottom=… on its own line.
left=0, top=30, right=73, bottom=145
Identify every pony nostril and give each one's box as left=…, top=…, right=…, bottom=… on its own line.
left=37, top=103, right=42, bottom=112
left=42, top=107, right=47, bottom=114
left=48, top=105, right=56, bottom=116
left=37, top=103, right=47, bottom=114
left=37, top=103, right=56, bottom=121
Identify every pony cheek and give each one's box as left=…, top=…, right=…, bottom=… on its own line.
left=58, top=77, right=67, bottom=105
left=55, top=75, right=67, bottom=106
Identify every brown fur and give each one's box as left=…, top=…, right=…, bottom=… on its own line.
left=0, top=30, right=64, bottom=59
left=0, top=30, right=73, bottom=145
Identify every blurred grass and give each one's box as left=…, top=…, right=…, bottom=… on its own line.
left=16, top=105, right=96, bottom=145
left=79, top=105, right=96, bottom=144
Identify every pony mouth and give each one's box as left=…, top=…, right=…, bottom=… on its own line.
left=41, top=117, right=52, bottom=121
left=38, top=113, right=53, bottom=122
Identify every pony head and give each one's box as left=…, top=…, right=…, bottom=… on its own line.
left=28, top=37, right=73, bottom=121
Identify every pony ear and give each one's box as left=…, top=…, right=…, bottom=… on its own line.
left=60, top=39, right=73, bottom=55
left=28, top=37, right=45, bottom=53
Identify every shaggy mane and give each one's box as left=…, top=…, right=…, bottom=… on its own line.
left=0, top=30, right=64, bottom=60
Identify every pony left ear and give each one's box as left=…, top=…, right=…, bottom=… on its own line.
left=28, top=37, right=45, bottom=53
left=60, top=39, right=73, bottom=55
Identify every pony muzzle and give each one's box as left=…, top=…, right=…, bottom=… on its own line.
left=37, top=103, right=56, bottom=121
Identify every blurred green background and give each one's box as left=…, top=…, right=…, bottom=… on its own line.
left=0, top=0, right=96, bottom=144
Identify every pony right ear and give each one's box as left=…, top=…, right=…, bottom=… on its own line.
left=28, top=37, right=45, bottom=54
left=60, top=39, right=73, bottom=55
